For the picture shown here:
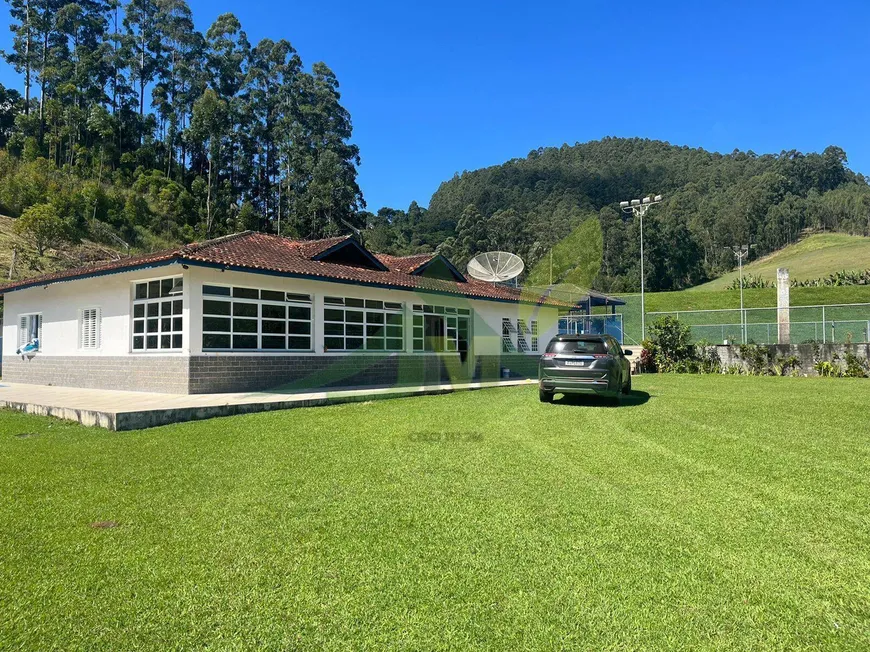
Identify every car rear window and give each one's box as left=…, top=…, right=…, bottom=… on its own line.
left=547, top=339, right=608, bottom=354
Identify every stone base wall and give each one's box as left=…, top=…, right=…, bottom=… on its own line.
left=2, top=352, right=541, bottom=394
left=1, top=355, right=190, bottom=394
left=190, top=353, right=541, bottom=394
left=714, top=343, right=870, bottom=376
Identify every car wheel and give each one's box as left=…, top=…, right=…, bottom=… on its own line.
left=539, top=389, right=554, bottom=403
left=623, top=373, right=632, bottom=394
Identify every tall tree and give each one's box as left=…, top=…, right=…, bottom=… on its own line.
left=123, top=0, right=162, bottom=123
left=189, top=87, right=228, bottom=235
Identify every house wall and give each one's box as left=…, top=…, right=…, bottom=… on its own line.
left=1, top=264, right=560, bottom=393
left=2, top=264, right=192, bottom=392
left=184, top=267, right=559, bottom=393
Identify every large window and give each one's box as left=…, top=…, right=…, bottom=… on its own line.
left=18, top=313, right=42, bottom=351
left=412, top=304, right=470, bottom=353
left=323, top=297, right=403, bottom=351
left=132, top=277, right=183, bottom=351
left=202, top=285, right=312, bottom=351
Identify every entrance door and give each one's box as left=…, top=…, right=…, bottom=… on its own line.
left=423, top=314, right=445, bottom=352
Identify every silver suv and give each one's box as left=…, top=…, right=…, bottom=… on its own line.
left=538, top=334, right=632, bottom=403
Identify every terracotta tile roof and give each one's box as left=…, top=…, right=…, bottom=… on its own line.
left=0, top=231, right=572, bottom=307
left=374, top=252, right=436, bottom=273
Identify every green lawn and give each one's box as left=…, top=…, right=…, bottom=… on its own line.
left=2, top=377, right=869, bottom=650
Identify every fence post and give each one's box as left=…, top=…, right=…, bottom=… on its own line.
left=822, top=306, right=826, bottom=344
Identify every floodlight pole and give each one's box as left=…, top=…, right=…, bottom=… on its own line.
left=620, top=195, right=663, bottom=340
left=726, top=245, right=753, bottom=344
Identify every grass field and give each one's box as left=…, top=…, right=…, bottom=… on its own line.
left=2, top=377, right=869, bottom=650
left=691, top=233, right=870, bottom=291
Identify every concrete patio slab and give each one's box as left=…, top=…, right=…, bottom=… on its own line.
left=0, top=379, right=536, bottom=431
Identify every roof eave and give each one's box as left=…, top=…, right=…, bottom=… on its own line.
left=0, top=256, right=182, bottom=295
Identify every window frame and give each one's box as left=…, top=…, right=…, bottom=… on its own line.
left=201, top=283, right=313, bottom=353
left=131, top=275, right=184, bottom=353
left=323, top=296, right=405, bottom=353
left=18, top=313, right=42, bottom=352
left=412, top=304, right=471, bottom=353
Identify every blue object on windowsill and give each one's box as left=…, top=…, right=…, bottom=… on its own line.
left=16, top=338, right=39, bottom=355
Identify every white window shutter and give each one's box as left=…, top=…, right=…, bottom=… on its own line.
left=80, top=308, right=100, bottom=349
left=18, top=315, right=27, bottom=347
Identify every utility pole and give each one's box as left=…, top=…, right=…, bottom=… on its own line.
left=726, top=244, right=754, bottom=344
left=620, top=195, right=663, bottom=340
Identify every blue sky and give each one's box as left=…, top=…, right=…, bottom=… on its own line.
left=1, top=0, right=868, bottom=211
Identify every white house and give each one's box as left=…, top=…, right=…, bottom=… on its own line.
left=0, top=232, right=572, bottom=394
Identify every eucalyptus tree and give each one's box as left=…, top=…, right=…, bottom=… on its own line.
left=205, top=13, right=249, bottom=197
left=246, top=37, right=301, bottom=223
left=123, top=0, right=162, bottom=130
left=189, top=87, right=228, bottom=235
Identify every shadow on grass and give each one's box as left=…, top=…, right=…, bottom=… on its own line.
left=552, top=390, right=650, bottom=408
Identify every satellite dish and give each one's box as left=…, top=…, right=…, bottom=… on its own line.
left=467, top=251, right=525, bottom=283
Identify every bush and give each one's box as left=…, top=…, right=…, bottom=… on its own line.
left=737, top=343, right=770, bottom=375
left=728, top=273, right=772, bottom=290
left=14, top=203, right=69, bottom=255
left=842, top=352, right=868, bottom=378
left=814, top=360, right=841, bottom=378
left=643, top=317, right=721, bottom=374
left=646, top=316, right=695, bottom=372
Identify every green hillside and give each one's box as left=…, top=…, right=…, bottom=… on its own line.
left=691, top=233, right=870, bottom=291
left=0, top=214, right=125, bottom=283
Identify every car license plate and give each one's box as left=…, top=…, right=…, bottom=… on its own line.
left=564, top=361, right=585, bottom=367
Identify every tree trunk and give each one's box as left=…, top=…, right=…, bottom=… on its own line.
left=38, top=29, right=47, bottom=141
left=23, top=0, right=31, bottom=112
left=206, top=152, right=213, bottom=235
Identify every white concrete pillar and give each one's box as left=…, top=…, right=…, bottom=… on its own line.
left=777, top=267, right=790, bottom=345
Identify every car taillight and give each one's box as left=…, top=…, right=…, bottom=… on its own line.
left=593, top=354, right=608, bottom=359
left=542, top=353, right=556, bottom=358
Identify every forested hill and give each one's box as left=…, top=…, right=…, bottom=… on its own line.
left=367, top=138, right=870, bottom=292
left=0, top=0, right=363, bottom=269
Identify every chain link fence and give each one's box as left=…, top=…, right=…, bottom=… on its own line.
left=558, top=314, right=625, bottom=344
left=646, top=303, right=870, bottom=345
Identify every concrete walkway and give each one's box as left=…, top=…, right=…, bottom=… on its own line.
left=0, top=379, right=536, bottom=431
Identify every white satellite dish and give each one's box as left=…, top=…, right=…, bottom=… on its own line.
left=466, top=251, right=525, bottom=283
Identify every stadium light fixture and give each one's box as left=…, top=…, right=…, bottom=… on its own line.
left=620, top=194, right=664, bottom=339
left=726, top=244, right=756, bottom=344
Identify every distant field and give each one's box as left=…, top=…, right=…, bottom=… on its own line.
left=610, top=285, right=870, bottom=344
left=691, top=233, right=870, bottom=291
left=2, top=377, right=870, bottom=650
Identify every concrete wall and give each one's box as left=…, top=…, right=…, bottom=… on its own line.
left=714, top=343, right=870, bottom=375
